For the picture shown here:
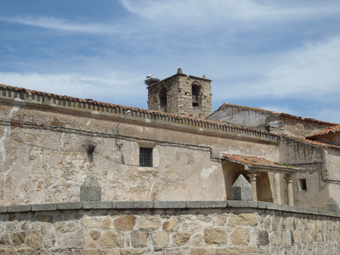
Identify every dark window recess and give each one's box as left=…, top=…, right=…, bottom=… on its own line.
left=192, top=85, right=201, bottom=107
left=299, top=179, right=307, bottom=191
left=140, top=148, right=152, bottom=167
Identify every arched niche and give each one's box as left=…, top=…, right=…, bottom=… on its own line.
left=191, top=84, right=202, bottom=107
left=159, top=87, right=167, bottom=112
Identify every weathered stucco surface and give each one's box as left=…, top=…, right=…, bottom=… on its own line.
left=207, top=104, right=335, bottom=136
left=0, top=205, right=339, bottom=254
left=0, top=101, right=281, bottom=206
left=279, top=137, right=330, bottom=210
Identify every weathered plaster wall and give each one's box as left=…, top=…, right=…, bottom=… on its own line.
left=279, top=137, right=329, bottom=210
left=324, top=148, right=340, bottom=205
left=0, top=202, right=339, bottom=255
left=207, top=105, right=333, bottom=136
left=0, top=102, right=279, bottom=206
left=313, top=133, right=340, bottom=146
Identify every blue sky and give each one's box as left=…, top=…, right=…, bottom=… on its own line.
left=1, top=0, right=340, bottom=123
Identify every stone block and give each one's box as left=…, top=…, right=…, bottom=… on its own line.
left=57, top=202, right=82, bottom=210
left=80, top=175, right=101, bottom=201
left=204, top=227, right=227, bottom=245
left=227, top=200, right=257, bottom=208
left=0, top=206, right=7, bottom=213
left=327, top=197, right=339, bottom=213
left=186, top=201, right=226, bottom=208
left=82, top=201, right=112, bottom=209
left=231, top=175, right=253, bottom=201
left=32, top=203, right=57, bottom=211
left=154, top=201, right=186, bottom=209
left=8, top=205, right=31, bottom=212
left=114, top=215, right=137, bottom=230
left=112, top=201, right=153, bottom=209
left=265, top=202, right=278, bottom=211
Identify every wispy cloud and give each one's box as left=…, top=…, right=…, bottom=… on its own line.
left=120, top=0, right=340, bottom=26
left=0, top=72, right=145, bottom=107
left=214, top=35, right=340, bottom=102
left=1, top=16, right=115, bottom=34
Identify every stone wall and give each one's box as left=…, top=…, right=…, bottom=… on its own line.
left=0, top=100, right=279, bottom=206
left=0, top=201, right=339, bottom=254
left=207, top=104, right=334, bottom=136
left=147, top=73, right=212, bottom=119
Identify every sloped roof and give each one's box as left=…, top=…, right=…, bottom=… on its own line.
left=210, top=103, right=337, bottom=126
left=0, top=83, right=280, bottom=140
left=221, top=153, right=299, bottom=171
left=306, top=125, right=340, bottom=139
left=285, top=134, right=340, bottom=150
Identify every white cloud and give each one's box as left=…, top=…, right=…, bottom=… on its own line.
left=1, top=16, right=116, bottom=34
left=213, top=36, right=340, bottom=102
left=119, top=0, right=340, bottom=26
left=0, top=72, right=145, bottom=107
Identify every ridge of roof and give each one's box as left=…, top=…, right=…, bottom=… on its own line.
left=285, top=134, right=340, bottom=150
left=306, top=125, right=340, bottom=138
left=208, top=103, right=337, bottom=126
left=221, top=153, right=299, bottom=171
left=0, top=83, right=279, bottom=140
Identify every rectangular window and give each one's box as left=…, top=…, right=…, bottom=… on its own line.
left=139, top=148, right=152, bottom=167
left=299, top=179, right=307, bottom=191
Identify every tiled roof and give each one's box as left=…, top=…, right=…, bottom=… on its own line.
left=306, top=126, right=340, bottom=138
left=285, top=134, right=340, bottom=150
left=0, top=83, right=280, bottom=140
left=221, top=153, right=299, bottom=171
left=209, top=103, right=337, bottom=126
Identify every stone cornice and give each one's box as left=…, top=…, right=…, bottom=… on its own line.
left=0, top=85, right=280, bottom=144
left=0, top=201, right=338, bottom=218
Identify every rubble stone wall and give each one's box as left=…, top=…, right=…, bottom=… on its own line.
left=0, top=201, right=339, bottom=254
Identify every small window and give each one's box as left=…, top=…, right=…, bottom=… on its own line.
left=299, top=179, right=307, bottom=191
left=140, top=148, right=152, bottom=167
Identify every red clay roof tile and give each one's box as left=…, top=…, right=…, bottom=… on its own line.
left=306, top=125, right=340, bottom=138
left=221, top=153, right=299, bottom=171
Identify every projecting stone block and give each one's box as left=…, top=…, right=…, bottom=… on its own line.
left=231, top=175, right=253, bottom=201
left=80, top=175, right=101, bottom=201
left=327, top=197, right=339, bottom=213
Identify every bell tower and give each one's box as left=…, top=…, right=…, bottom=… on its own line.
left=147, top=68, right=212, bottom=119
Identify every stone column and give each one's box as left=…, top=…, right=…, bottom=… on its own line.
left=247, top=172, right=258, bottom=201
left=285, top=174, right=294, bottom=206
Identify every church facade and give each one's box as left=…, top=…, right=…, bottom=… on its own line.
left=0, top=69, right=339, bottom=210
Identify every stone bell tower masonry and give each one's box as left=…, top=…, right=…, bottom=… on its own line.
left=147, top=68, right=212, bottom=119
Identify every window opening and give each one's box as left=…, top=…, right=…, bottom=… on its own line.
left=299, top=179, right=307, bottom=191
left=192, top=84, right=201, bottom=107
left=159, top=87, right=167, bottom=112
left=140, top=148, right=152, bottom=167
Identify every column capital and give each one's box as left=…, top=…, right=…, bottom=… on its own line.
left=285, top=174, right=293, bottom=183
left=247, top=171, right=258, bottom=181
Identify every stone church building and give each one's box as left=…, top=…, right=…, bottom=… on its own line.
left=0, top=68, right=339, bottom=210
left=1, top=69, right=340, bottom=254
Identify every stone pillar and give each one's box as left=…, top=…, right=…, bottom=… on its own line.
left=285, top=174, right=294, bottom=206
left=247, top=172, right=258, bottom=201
left=231, top=174, right=253, bottom=201
left=80, top=175, right=101, bottom=201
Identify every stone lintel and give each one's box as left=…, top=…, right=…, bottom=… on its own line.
left=57, top=202, right=82, bottom=210
left=154, top=201, right=186, bottom=209
left=112, top=201, right=154, bottom=209
left=186, top=201, right=227, bottom=208
left=32, top=203, right=57, bottom=211
left=7, top=205, right=32, bottom=212
left=82, top=201, right=112, bottom=209
left=0, top=206, right=8, bottom=213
